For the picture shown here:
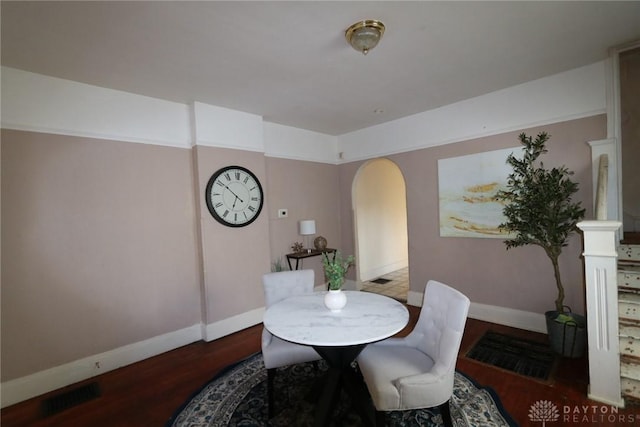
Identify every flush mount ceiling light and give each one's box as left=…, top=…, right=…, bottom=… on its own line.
left=345, top=19, right=385, bottom=55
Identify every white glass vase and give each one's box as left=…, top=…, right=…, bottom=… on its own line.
left=324, top=289, right=347, bottom=312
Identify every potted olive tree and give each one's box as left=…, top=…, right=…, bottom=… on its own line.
left=497, top=132, right=586, bottom=357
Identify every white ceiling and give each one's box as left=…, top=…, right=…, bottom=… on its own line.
left=2, top=1, right=640, bottom=136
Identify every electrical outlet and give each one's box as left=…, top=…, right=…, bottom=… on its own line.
left=277, top=208, right=288, bottom=218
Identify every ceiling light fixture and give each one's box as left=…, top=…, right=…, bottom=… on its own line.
left=345, top=20, right=385, bottom=55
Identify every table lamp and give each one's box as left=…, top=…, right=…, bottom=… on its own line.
left=299, top=220, right=316, bottom=253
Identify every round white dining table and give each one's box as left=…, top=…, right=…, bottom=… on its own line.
left=263, top=291, right=409, bottom=426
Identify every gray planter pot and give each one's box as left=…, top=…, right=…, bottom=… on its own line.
left=545, top=310, right=587, bottom=358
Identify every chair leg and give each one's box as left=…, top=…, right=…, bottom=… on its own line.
left=267, top=368, right=275, bottom=419
left=439, top=400, right=453, bottom=427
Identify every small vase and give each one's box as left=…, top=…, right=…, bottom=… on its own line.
left=324, top=289, right=347, bottom=312
left=314, top=236, right=327, bottom=250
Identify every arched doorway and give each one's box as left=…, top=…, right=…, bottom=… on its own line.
left=352, top=158, right=409, bottom=300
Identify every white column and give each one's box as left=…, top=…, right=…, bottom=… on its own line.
left=578, top=220, right=624, bottom=407
left=587, top=140, right=620, bottom=229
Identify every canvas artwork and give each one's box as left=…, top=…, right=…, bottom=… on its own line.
left=438, top=147, right=519, bottom=238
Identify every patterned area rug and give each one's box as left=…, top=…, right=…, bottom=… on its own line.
left=167, top=353, right=517, bottom=427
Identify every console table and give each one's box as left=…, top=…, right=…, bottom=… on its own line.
left=285, top=248, right=336, bottom=270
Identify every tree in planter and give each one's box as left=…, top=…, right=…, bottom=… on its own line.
left=496, top=132, right=586, bottom=316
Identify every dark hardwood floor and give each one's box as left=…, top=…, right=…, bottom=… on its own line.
left=623, top=232, right=640, bottom=244
left=2, top=306, right=639, bottom=426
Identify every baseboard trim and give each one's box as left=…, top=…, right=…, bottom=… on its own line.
left=1, top=324, right=202, bottom=408
left=360, top=261, right=409, bottom=283
left=588, top=386, right=626, bottom=408
left=1, top=299, right=547, bottom=408
left=406, top=290, right=424, bottom=307
left=201, top=307, right=265, bottom=342
left=468, top=302, right=547, bottom=333
left=407, top=290, right=547, bottom=334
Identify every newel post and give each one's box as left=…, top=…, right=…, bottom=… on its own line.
left=578, top=220, right=624, bottom=407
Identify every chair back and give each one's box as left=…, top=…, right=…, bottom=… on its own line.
left=411, top=280, right=470, bottom=372
left=262, top=269, right=315, bottom=307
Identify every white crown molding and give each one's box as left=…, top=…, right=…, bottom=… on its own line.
left=1, top=67, right=192, bottom=148
left=338, top=61, right=607, bottom=163
left=192, top=102, right=264, bottom=152
left=263, top=122, right=339, bottom=164
left=2, top=62, right=608, bottom=165
left=0, top=123, right=192, bottom=149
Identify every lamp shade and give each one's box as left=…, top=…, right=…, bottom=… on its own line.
left=299, top=220, right=316, bottom=235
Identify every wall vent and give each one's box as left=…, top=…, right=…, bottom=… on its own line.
left=41, top=382, right=101, bottom=417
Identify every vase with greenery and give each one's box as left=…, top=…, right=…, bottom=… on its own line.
left=322, top=251, right=355, bottom=291
left=496, top=132, right=586, bottom=356
left=271, top=257, right=286, bottom=272
left=322, top=251, right=354, bottom=312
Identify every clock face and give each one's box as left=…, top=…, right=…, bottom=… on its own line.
left=205, top=166, right=264, bottom=227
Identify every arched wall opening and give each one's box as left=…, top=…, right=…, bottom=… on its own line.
left=352, top=158, right=409, bottom=283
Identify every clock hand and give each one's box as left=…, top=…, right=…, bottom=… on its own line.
left=224, top=185, right=245, bottom=203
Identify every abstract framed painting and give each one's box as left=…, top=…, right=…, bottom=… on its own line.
left=438, top=147, right=519, bottom=238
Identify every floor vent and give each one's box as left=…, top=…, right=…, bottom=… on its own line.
left=466, top=331, right=556, bottom=380
left=41, top=382, right=101, bottom=417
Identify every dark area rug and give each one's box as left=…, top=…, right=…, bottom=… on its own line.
left=466, top=330, right=556, bottom=380
left=167, top=352, right=517, bottom=427
left=370, top=277, right=392, bottom=284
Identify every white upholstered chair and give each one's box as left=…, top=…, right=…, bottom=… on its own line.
left=357, top=280, right=470, bottom=427
left=262, top=269, right=322, bottom=418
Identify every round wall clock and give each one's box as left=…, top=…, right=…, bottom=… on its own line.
left=205, top=165, right=264, bottom=227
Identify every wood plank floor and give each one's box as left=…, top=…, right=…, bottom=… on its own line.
left=2, top=306, right=639, bottom=426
